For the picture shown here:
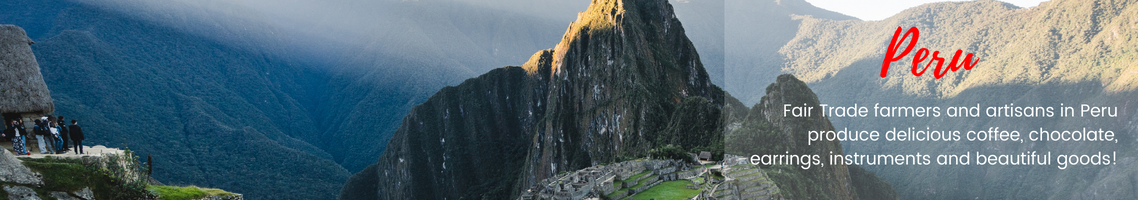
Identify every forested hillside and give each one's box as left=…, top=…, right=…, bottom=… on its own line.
left=0, top=0, right=580, bottom=199
left=770, top=0, right=1138, bottom=199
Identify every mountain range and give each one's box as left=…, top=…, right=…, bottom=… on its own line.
left=340, top=0, right=898, bottom=199
left=771, top=0, right=1138, bottom=199
left=2, top=0, right=585, bottom=199
left=6, top=0, right=1136, bottom=199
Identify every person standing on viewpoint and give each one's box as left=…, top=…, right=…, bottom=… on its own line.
left=9, top=120, right=28, bottom=155
left=69, top=120, right=84, bottom=154
left=50, top=121, right=62, bottom=154
left=18, top=120, right=29, bottom=155
left=34, top=119, right=50, bottom=154
left=57, top=116, right=69, bottom=152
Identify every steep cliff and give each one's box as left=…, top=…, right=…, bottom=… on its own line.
left=342, top=0, right=904, bottom=199
left=343, top=0, right=724, bottom=199
left=516, top=0, right=721, bottom=190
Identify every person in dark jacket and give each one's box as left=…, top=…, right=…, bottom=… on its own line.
left=34, top=119, right=51, bottom=154
left=57, top=116, right=69, bottom=152
left=69, top=120, right=84, bottom=155
left=17, top=120, right=28, bottom=155
left=9, top=120, right=28, bottom=155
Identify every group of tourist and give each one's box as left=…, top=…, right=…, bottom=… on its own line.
left=0, top=115, right=85, bottom=156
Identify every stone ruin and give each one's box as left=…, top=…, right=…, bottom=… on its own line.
left=518, top=159, right=694, bottom=200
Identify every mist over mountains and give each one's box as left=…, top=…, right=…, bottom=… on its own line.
left=1, top=0, right=724, bottom=199
left=8, top=0, right=1130, bottom=199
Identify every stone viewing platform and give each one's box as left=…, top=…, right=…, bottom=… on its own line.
left=2, top=143, right=126, bottom=159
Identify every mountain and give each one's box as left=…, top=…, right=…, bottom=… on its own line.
left=302, top=0, right=575, bottom=173
left=343, top=0, right=723, bottom=199
left=1, top=0, right=583, bottom=199
left=30, top=7, right=347, bottom=199
left=765, top=0, right=1138, bottom=199
left=724, top=74, right=900, bottom=200
left=341, top=0, right=898, bottom=199
left=723, top=0, right=857, bottom=105
left=3, top=0, right=733, bottom=183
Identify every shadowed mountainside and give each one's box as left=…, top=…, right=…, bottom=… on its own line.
left=2, top=0, right=579, bottom=199
left=342, top=0, right=898, bottom=199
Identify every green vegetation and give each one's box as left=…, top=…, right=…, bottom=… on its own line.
left=627, top=171, right=651, bottom=182
left=14, top=151, right=151, bottom=199
left=649, top=144, right=692, bottom=161
left=148, top=185, right=237, bottom=200
left=4, top=0, right=578, bottom=199
left=722, top=74, right=899, bottom=199
left=11, top=151, right=239, bottom=200
left=658, top=96, right=726, bottom=161
left=24, top=5, right=351, bottom=198
left=626, top=180, right=700, bottom=200
left=782, top=0, right=1138, bottom=199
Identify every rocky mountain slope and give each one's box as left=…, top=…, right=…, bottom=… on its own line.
left=342, top=0, right=898, bottom=199
left=343, top=0, right=725, bottom=199
left=766, top=0, right=1138, bottom=199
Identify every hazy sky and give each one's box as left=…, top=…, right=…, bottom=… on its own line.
left=805, top=0, right=1050, bottom=21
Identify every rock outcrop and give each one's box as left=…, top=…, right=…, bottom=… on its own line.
left=342, top=0, right=724, bottom=199
left=3, top=185, right=39, bottom=200
left=0, top=148, right=42, bottom=185
left=723, top=74, right=869, bottom=200
left=340, top=0, right=904, bottom=199
left=517, top=0, right=721, bottom=192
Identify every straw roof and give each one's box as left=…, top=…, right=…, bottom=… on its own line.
left=0, top=25, right=54, bottom=114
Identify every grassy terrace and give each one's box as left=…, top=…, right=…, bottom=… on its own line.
left=627, top=171, right=651, bottom=182
left=606, top=170, right=651, bottom=197
left=607, top=168, right=711, bottom=200
left=627, top=180, right=700, bottom=200
left=631, top=175, right=659, bottom=190
left=149, top=185, right=237, bottom=200
left=615, top=174, right=662, bottom=200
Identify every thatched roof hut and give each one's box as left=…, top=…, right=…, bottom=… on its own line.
left=0, top=25, right=54, bottom=117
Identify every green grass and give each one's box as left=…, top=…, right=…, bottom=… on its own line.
left=148, top=185, right=236, bottom=200
left=18, top=157, right=93, bottom=192
left=626, top=180, right=701, bottom=200
left=609, top=187, right=630, bottom=197
left=626, top=170, right=650, bottom=182
left=12, top=156, right=237, bottom=200
left=607, top=171, right=654, bottom=198
left=15, top=156, right=152, bottom=199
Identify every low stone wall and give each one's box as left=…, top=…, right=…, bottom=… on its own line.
left=676, top=169, right=699, bottom=179
left=631, top=180, right=662, bottom=194
left=609, top=189, right=629, bottom=200
left=522, top=159, right=694, bottom=200
left=598, top=175, right=616, bottom=195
